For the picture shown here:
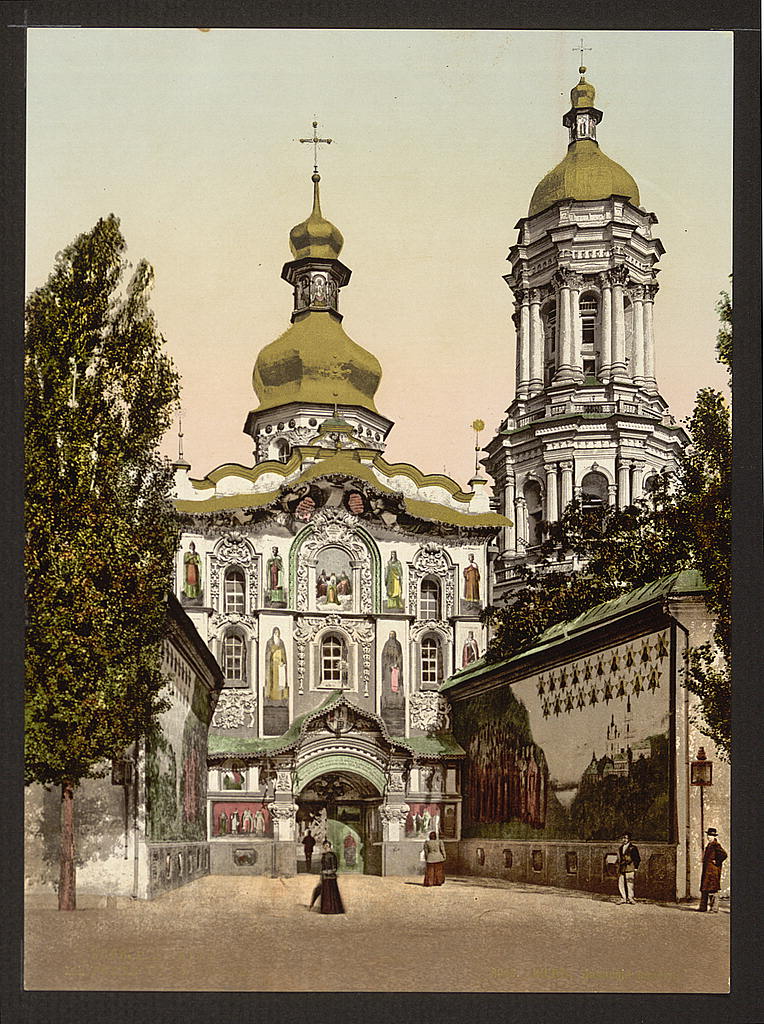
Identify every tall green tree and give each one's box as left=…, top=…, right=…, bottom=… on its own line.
left=484, top=287, right=731, bottom=759
left=25, top=215, right=180, bottom=909
left=676, top=286, right=731, bottom=758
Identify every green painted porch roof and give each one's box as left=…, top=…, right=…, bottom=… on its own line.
left=208, top=690, right=344, bottom=758
left=392, top=734, right=466, bottom=757
left=441, top=569, right=707, bottom=693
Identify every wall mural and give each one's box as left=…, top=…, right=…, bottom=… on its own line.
left=380, top=630, right=405, bottom=734
left=451, top=630, right=671, bottom=842
left=384, top=551, right=405, bottom=611
left=405, top=802, right=456, bottom=839
left=263, top=626, right=289, bottom=736
left=212, top=801, right=272, bottom=837
left=265, top=546, right=286, bottom=607
left=316, top=546, right=353, bottom=611
left=182, top=541, right=202, bottom=602
left=460, top=553, right=481, bottom=613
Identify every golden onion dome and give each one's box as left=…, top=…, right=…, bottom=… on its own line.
left=252, top=311, right=382, bottom=413
left=528, top=67, right=640, bottom=218
left=288, top=172, right=344, bottom=259
left=528, top=140, right=640, bottom=217
left=570, top=66, right=596, bottom=108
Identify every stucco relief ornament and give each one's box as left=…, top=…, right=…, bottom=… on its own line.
left=209, top=533, right=258, bottom=607
left=270, top=803, right=298, bottom=823
left=210, top=611, right=258, bottom=637
left=275, top=771, right=293, bottom=793
left=380, top=802, right=409, bottom=823
left=409, top=692, right=452, bottom=733
left=387, top=769, right=406, bottom=792
left=408, top=543, right=455, bottom=616
left=410, top=618, right=451, bottom=642
left=211, top=690, right=258, bottom=730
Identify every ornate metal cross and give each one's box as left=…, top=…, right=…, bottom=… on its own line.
left=573, top=38, right=592, bottom=66
left=299, top=120, right=333, bottom=172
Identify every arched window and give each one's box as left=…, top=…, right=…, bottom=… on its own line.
left=420, top=578, right=441, bottom=620
left=580, top=471, right=609, bottom=513
left=223, top=632, right=247, bottom=686
left=321, top=633, right=347, bottom=687
left=224, top=567, right=245, bottom=614
left=524, top=479, right=543, bottom=548
left=415, top=638, right=440, bottom=688
left=273, top=439, right=290, bottom=464
left=579, top=293, right=598, bottom=377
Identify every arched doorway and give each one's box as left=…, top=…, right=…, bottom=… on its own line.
left=295, top=769, right=383, bottom=876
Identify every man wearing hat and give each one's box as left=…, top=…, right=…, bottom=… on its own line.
left=699, top=828, right=728, bottom=912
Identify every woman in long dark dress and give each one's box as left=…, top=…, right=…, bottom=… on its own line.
left=309, top=841, right=345, bottom=914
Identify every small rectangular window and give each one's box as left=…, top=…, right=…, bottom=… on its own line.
left=531, top=849, right=543, bottom=872
left=566, top=851, right=578, bottom=874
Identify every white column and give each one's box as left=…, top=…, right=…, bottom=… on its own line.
left=559, top=460, right=574, bottom=511
left=617, top=461, right=631, bottom=508
left=570, top=276, right=584, bottom=380
left=598, top=273, right=612, bottom=380
left=553, top=271, right=574, bottom=382
left=528, top=289, right=544, bottom=395
left=607, top=483, right=618, bottom=507
left=611, top=268, right=628, bottom=380
left=631, top=461, right=645, bottom=500
left=514, top=495, right=526, bottom=548
left=544, top=463, right=559, bottom=523
left=504, top=474, right=516, bottom=551
left=643, top=282, right=658, bottom=391
left=517, top=290, right=531, bottom=399
left=631, top=286, right=646, bottom=385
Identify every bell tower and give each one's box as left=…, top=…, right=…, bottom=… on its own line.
left=485, top=66, right=688, bottom=598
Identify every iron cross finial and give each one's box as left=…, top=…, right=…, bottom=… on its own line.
left=573, top=38, right=592, bottom=67
left=299, top=119, right=333, bottom=173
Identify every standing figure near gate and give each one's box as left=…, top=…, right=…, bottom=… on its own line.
left=699, top=827, right=727, bottom=912
left=616, top=831, right=641, bottom=905
left=309, top=840, right=345, bottom=914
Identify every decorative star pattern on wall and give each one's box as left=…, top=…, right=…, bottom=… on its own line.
left=536, top=631, right=669, bottom=719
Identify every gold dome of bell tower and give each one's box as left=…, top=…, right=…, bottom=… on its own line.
left=528, top=67, right=640, bottom=217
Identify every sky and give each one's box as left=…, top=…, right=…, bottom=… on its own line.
left=25, top=29, right=732, bottom=487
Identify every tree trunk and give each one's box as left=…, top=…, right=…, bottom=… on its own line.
left=58, top=781, right=76, bottom=910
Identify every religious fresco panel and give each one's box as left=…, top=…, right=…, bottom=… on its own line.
left=405, top=802, right=452, bottom=838
left=263, top=625, right=289, bottom=734
left=451, top=629, right=672, bottom=842
left=315, top=546, right=354, bottom=611
left=380, top=629, right=405, bottom=734
left=264, top=546, right=287, bottom=607
left=383, top=551, right=405, bottom=612
left=212, top=801, right=272, bottom=838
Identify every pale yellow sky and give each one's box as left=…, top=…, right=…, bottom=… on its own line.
left=25, top=29, right=732, bottom=487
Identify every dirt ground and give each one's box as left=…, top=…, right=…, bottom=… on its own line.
left=24, top=873, right=729, bottom=993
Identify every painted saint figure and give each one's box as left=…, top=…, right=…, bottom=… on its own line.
left=316, top=569, right=328, bottom=599
left=325, top=572, right=339, bottom=605
left=337, top=571, right=352, bottom=597
left=463, top=553, right=480, bottom=603
left=266, top=546, right=286, bottom=604
left=462, top=630, right=480, bottom=667
left=381, top=631, right=404, bottom=707
left=182, top=541, right=202, bottom=600
left=385, top=551, right=404, bottom=610
left=265, top=626, right=288, bottom=702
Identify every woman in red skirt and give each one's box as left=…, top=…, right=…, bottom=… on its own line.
left=422, top=831, right=446, bottom=886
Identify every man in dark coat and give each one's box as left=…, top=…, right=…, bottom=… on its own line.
left=699, top=827, right=728, bottom=912
left=617, top=831, right=641, bottom=904
left=302, top=829, right=316, bottom=872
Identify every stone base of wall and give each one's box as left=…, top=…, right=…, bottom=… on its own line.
left=456, top=840, right=678, bottom=902
left=382, top=841, right=459, bottom=877
left=210, top=839, right=283, bottom=876
left=147, top=842, right=210, bottom=899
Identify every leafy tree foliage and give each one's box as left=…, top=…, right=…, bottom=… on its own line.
left=25, top=215, right=180, bottom=907
left=484, top=287, right=731, bottom=759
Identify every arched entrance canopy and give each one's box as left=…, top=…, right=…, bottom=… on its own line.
left=295, top=753, right=386, bottom=796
